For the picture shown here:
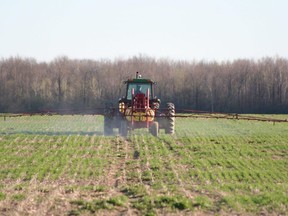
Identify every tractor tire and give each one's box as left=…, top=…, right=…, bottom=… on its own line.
left=165, top=103, right=175, bottom=134
left=120, top=120, right=128, bottom=137
left=150, top=122, right=159, bottom=137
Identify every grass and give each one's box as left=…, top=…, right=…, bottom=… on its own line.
left=0, top=114, right=287, bottom=215
left=0, top=193, right=5, bottom=201
left=70, top=195, right=128, bottom=212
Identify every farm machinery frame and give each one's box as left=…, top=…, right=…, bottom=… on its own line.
left=104, top=72, right=175, bottom=137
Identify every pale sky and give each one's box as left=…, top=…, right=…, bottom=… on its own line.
left=0, top=0, right=287, bottom=62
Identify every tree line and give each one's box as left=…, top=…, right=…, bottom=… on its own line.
left=0, top=55, right=288, bottom=114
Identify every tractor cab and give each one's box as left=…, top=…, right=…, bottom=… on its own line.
left=126, top=82, right=152, bottom=100
left=119, top=72, right=159, bottom=109
left=124, top=72, right=155, bottom=101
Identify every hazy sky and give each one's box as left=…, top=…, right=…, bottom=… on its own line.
left=0, top=0, right=287, bottom=62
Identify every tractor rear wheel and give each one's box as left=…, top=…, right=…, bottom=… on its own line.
left=165, top=103, right=175, bottom=134
left=150, top=122, right=159, bottom=137
left=120, top=120, right=128, bottom=137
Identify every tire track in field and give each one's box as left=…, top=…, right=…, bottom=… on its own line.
left=96, top=136, right=133, bottom=215
left=99, top=136, right=128, bottom=189
left=104, top=136, right=121, bottom=188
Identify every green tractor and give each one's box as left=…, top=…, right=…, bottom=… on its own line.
left=104, top=72, right=175, bottom=137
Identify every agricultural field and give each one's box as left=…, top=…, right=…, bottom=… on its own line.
left=0, top=115, right=287, bottom=215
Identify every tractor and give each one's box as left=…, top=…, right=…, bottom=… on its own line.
left=104, top=72, right=175, bottom=137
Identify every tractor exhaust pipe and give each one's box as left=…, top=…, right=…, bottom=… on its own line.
left=136, top=72, right=142, bottom=79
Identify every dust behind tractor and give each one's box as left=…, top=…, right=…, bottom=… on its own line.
left=104, top=72, right=175, bottom=137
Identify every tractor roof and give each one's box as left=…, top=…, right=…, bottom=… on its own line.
left=125, top=78, right=155, bottom=84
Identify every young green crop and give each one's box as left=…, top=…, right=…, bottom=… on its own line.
left=0, top=115, right=287, bottom=215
